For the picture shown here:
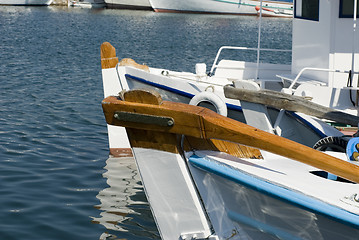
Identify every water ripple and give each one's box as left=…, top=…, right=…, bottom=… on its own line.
left=0, top=6, right=292, bottom=239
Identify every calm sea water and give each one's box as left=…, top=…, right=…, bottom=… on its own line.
left=0, top=6, right=292, bottom=240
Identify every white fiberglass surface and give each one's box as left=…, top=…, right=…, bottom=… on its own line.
left=190, top=150, right=359, bottom=215
left=187, top=150, right=359, bottom=239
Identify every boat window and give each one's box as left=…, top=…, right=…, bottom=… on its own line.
left=340, top=0, right=359, bottom=18
left=295, top=0, right=319, bottom=21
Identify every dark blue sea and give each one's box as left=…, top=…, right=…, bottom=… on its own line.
left=0, top=6, right=292, bottom=239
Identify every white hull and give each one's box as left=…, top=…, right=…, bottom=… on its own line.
left=0, top=0, right=52, bottom=5
left=134, top=147, right=359, bottom=239
left=149, top=0, right=293, bottom=16
left=104, top=0, right=152, bottom=10
left=69, top=0, right=106, bottom=8
left=134, top=149, right=359, bottom=240
left=188, top=150, right=359, bottom=239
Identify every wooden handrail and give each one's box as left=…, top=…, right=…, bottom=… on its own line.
left=102, top=90, right=359, bottom=183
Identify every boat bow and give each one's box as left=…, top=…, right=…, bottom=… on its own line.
left=102, top=89, right=359, bottom=184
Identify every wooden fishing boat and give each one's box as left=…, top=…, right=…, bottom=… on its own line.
left=101, top=40, right=352, bottom=157
left=101, top=0, right=359, bottom=156
left=101, top=89, right=359, bottom=240
left=101, top=0, right=359, bottom=140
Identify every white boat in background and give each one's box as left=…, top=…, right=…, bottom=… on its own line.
left=68, top=0, right=106, bottom=8
left=255, top=5, right=292, bottom=17
left=0, top=0, right=52, bottom=5
left=105, top=0, right=152, bottom=10
left=149, top=0, right=293, bottom=16
left=101, top=89, right=359, bottom=240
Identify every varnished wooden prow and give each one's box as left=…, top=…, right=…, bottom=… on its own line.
left=122, top=89, right=162, bottom=105
left=101, top=42, right=149, bottom=71
left=102, top=90, right=359, bottom=183
left=119, top=58, right=150, bottom=72
left=101, top=42, right=119, bottom=69
left=121, top=89, right=178, bottom=154
left=115, top=89, right=262, bottom=159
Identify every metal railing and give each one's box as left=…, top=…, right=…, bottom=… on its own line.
left=208, top=46, right=291, bottom=78
left=286, top=67, right=359, bottom=91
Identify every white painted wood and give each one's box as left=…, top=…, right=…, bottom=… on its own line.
left=132, top=148, right=213, bottom=240
left=102, top=67, right=131, bottom=149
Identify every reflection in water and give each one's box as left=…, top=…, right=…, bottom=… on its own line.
left=92, top=157, right=160, bottom=239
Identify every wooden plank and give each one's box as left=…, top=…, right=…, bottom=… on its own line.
left=102, top=90, right=359, bottom=183
left=119, top=58, right=150, bottom=72
left=183, top=137, right=263, bottom=159
left=100, top=42, right=149, bottom=71
left=126, top=129, right=263, bottom=159
left=114, top=90, right=262, bottom=158
left=101, top=42, right=119, bottom=69
left=224, top=85, right=359, bottom=126
left=127, top=128, right=179, bottom=153
left=109, top=148, right=133, bottom=157
left=102, top=96, right=206, bottom=139
left=122, top=89, right=162, bottom=105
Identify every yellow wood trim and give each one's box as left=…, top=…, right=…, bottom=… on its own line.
left=101, top=42, right=119, bottom=69
left=119, top=58, right=150, bottom=72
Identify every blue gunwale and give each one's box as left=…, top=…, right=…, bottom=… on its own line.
left=189, top=154, right=359, bottom=229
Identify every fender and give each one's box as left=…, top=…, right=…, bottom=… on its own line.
left=189, top=91, right=227, bottom=117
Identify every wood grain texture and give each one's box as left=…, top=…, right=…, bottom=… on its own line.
left=183, top=137, right=262, bottom=159
left=101, top=42, right=119, bottom=69
left=119, top=58, right=150, bottom=72
left=126, top=128, right=179, bottom=153
left=224, top=85, right=359, bottom=126
left=102, top=91, right=359, bottom=183
left=109, top=148, right=133, bottom=157
left=123, top=89, right=163, bottom=105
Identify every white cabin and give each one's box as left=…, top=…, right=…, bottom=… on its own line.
left=292, top=0, right=359, bottom=88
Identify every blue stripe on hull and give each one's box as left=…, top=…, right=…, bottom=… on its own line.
left=125, top=74, right=195, bottom=99
left=189, top=154, right=359, bottom=229
left=124, top=74, right=325, bottom=137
